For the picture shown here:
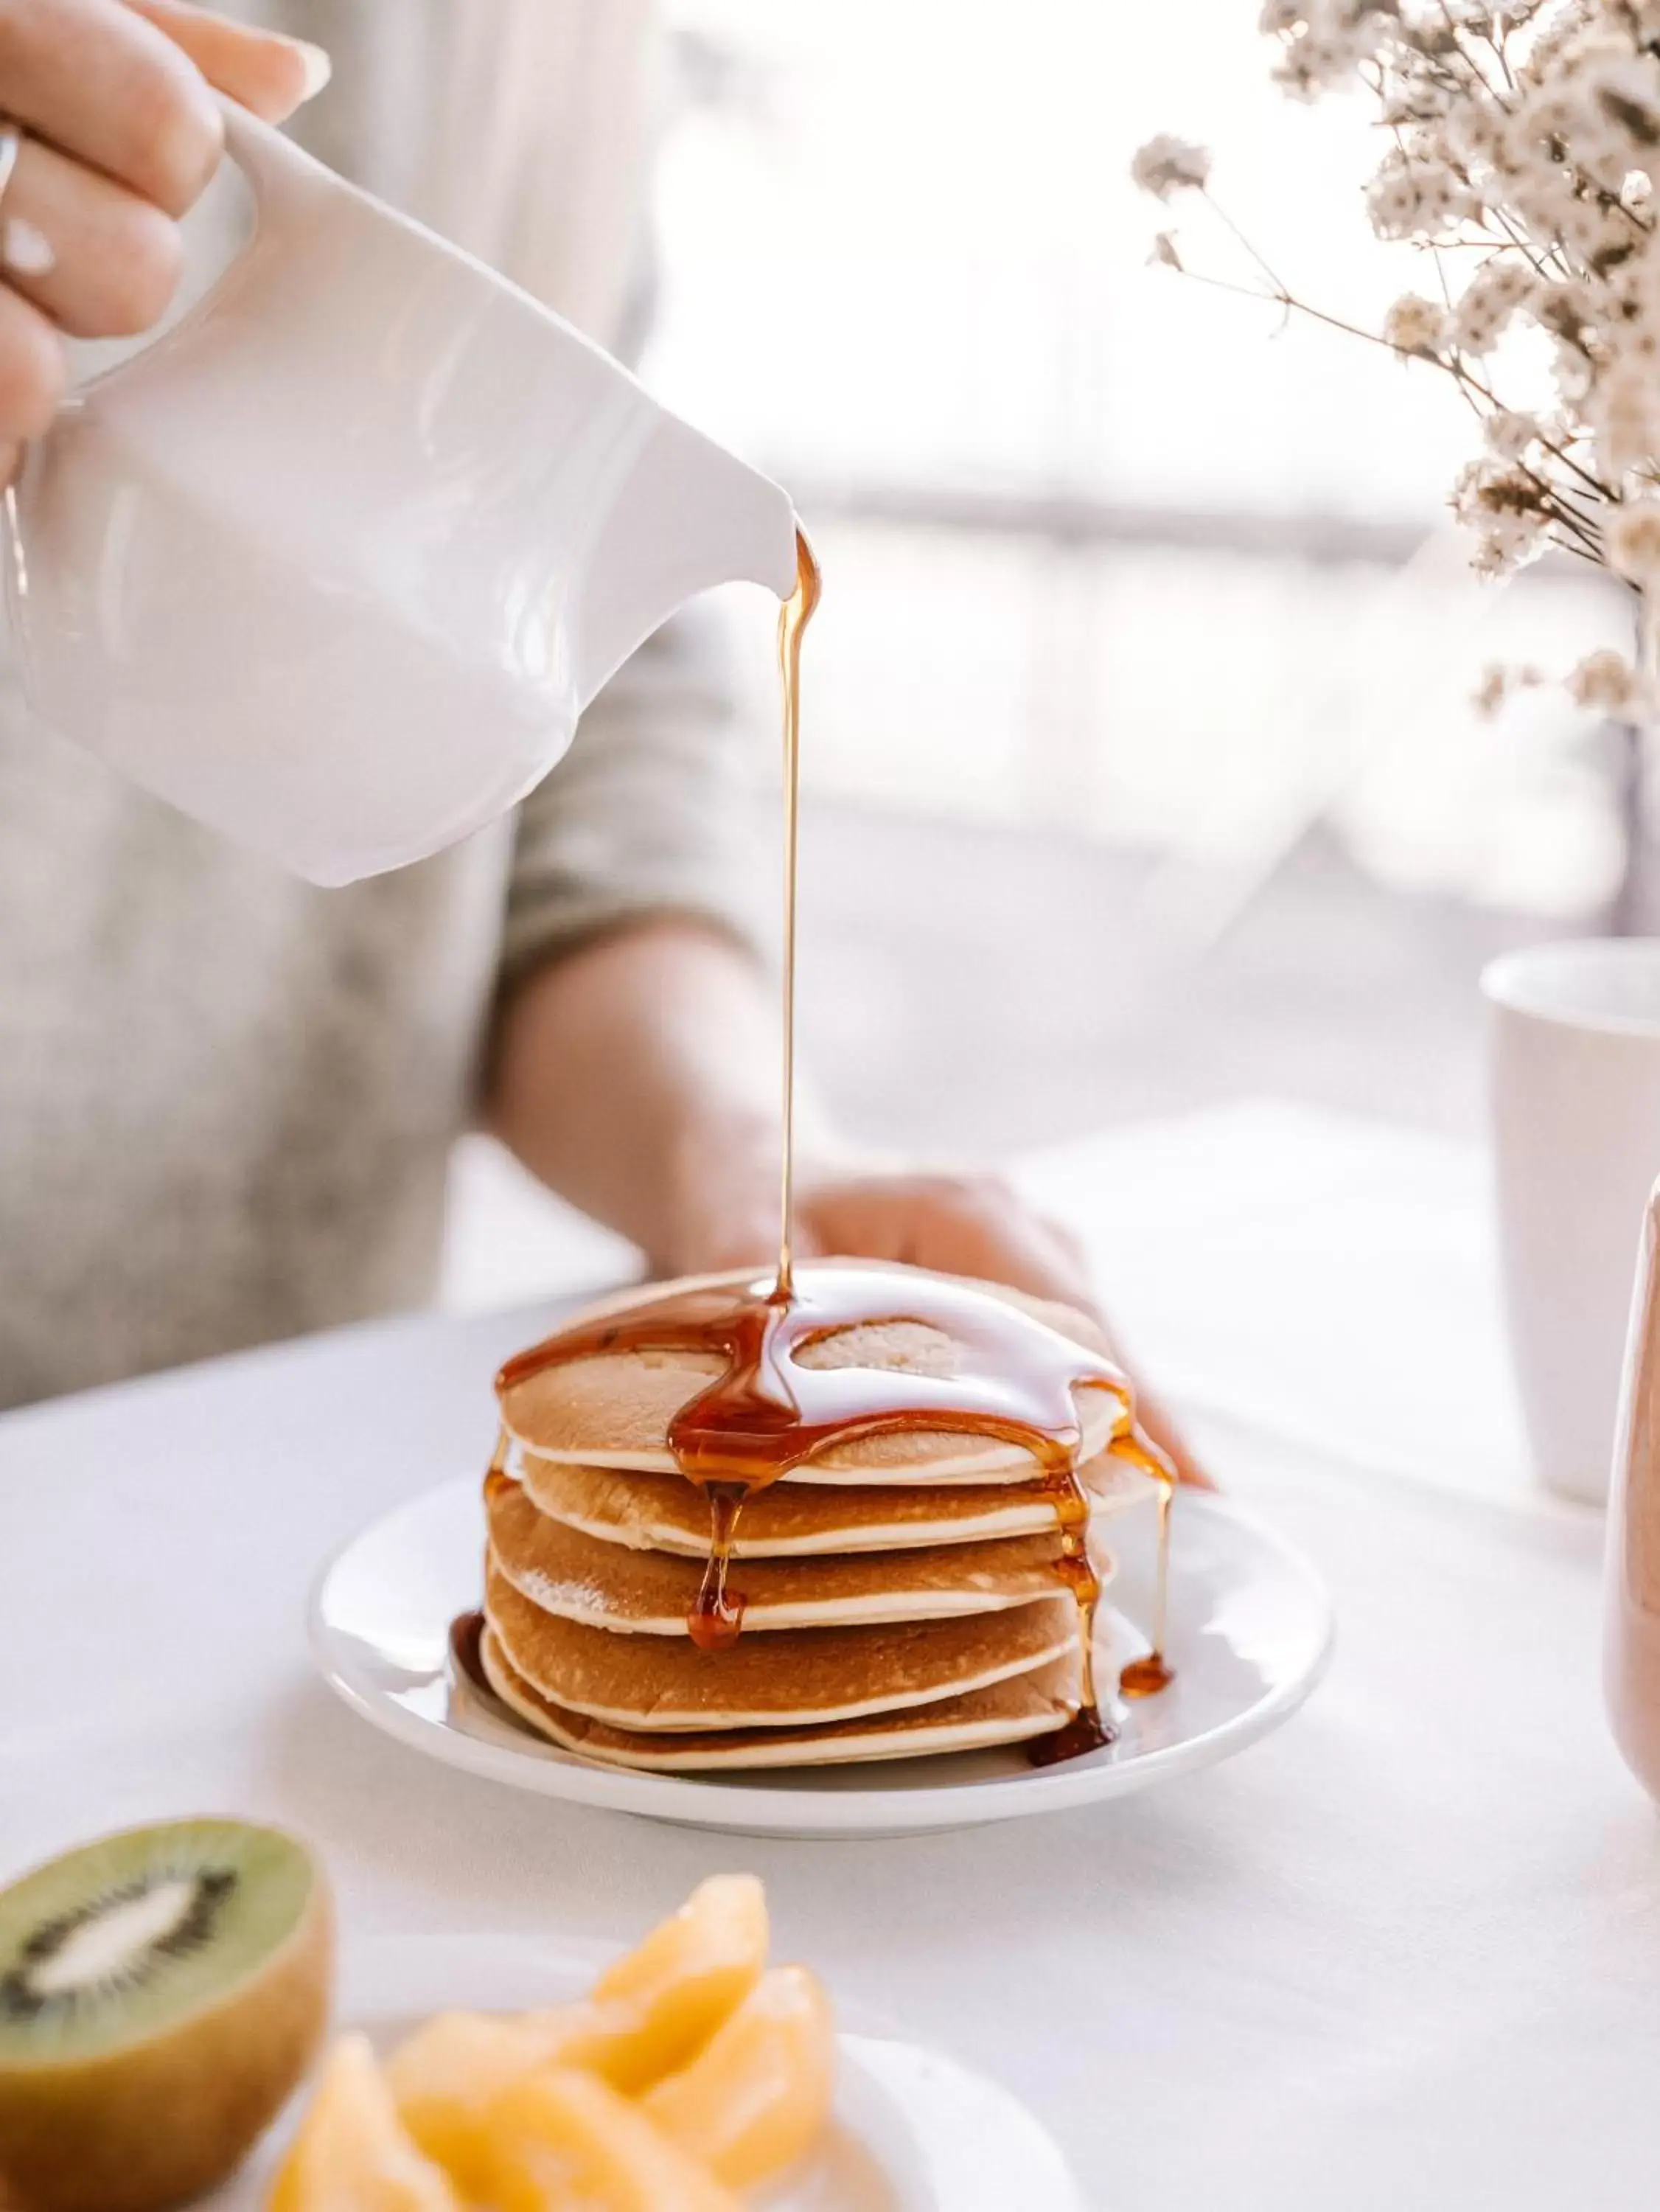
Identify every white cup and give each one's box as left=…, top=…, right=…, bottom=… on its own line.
left=1483, top=939, right=1660, bottom=1504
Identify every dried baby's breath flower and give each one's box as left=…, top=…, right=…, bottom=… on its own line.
left=1485, top=408, right=1544, bottom=459
left=1589, top=359, right=1660, bottom=468
left=1509, top=40, right=1660, bottom=185
left=1533, top=279, right=1600, bottom=350
left=1474, top=664, right=1513, bottom=717
left=1451, top=457, right=1542, bottom=522
left=1474, top=661, right=1546, bottom=717
left=1131, top=136, right=1211, bottom=201
left=1384, top=292, right=1453, bottom=356
left=1606, top=497, right=1660, bottom=580
left=1380, top=72, right=1454, bottom=127
left=1440, top=74, right=1511, bottom=164
left=1471, top=526, right=1549, bottom=577
left=1366, top=147, right=1481, bottom=240
left=1566, top=646, right=1647, bottom=712
left=1452, top=458, right=1555, bottom=574
left=1274, top=21, right=1396, bottom=100
left=1453, top=260, right=1538, bottom=354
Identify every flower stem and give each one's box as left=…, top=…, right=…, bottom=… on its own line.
left=1172, top=262, right=1617, bottom=504
left=1197, top=189, right=1290, bottom=299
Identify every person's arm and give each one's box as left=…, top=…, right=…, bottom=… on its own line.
left=487, top=915, right=1206, bottom=1485
left=0, top=0, right=327, bottom=474
left=489, top=916, right=806, bottom=1271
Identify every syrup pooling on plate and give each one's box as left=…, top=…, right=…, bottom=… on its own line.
left=449, top=1607, right=490, bottom=1700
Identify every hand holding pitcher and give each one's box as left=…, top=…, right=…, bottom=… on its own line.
left=0, top=0, right=324, bottom=473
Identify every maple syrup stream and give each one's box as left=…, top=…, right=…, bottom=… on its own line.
left=775, top=528, right=819, bottom=1301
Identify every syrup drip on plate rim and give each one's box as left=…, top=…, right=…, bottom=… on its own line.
left=486, top=528, right=1178, bottom=1761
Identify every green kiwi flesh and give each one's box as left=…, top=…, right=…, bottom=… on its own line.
left=0, top=1819, right=332, bottom=2212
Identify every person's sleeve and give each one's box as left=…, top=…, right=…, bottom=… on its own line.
left=498, top=602, right=771, bottom=987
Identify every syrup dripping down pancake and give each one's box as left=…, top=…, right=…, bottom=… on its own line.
left=483, top=1559, right=1078, bottom=1731
left=478, top=1628, right=1087, bottom=1770
left=496, top=1262, right=1128, bottom=1481
left=516, top=1446, right=1158, bottom=1557
left=487, top=1472, right=1107, bottom=1633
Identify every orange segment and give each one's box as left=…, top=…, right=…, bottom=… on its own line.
left=385, top=1875, right=769, bottom=2190
left=641, top=1965, right=835, bottom=2191
left=569, top=1874, right=770, bottom=2093
left=382, top=2011, right=582, bottom=2199
left=266, top=2035, right=461, bottom=2212
left=478, top=2067, right=740, bottom=2212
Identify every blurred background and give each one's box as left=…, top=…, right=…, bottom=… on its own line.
left=448, top=0, right=1640, bottom=1301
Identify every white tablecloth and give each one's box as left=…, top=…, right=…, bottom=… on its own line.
left=1017, top=1098, right=1533, bottom=1503
left=3, top=1102, right=1656, bottom=2210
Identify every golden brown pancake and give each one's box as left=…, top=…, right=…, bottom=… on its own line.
left=497, top=1263, right=1126, bottom=1481
left=487, top=1472, right=1098, bottom=1632
left=484, top=1559, right=1078, bottom=1730
left=516, top=1446, right=1156, bottom=1557
left=478, top=1628, right=1086, bottom=1770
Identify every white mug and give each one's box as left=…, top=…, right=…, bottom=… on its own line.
left=2, top=108, right=798, bottom=886
left=1483, top=939, right=1660, bottom=1504
left=1605, top=1177, right=1660, bottom=1801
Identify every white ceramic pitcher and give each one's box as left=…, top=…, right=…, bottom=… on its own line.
left=1, top=107, right=798, bottom=886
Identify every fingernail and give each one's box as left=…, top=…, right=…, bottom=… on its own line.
left=1, top=219, right=54, bottom=276
left=293, top=40, right=332, bottom=100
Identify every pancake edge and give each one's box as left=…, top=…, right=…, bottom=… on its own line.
left=479, top=1629, right=1080, bottom=1771
left=489, top=1540, right=1115, bottom=1637
left=484, top=1584, right=1082, bottom=1732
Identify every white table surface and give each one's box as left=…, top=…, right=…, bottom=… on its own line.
left=4, top=1099, right=1657, bottom=2211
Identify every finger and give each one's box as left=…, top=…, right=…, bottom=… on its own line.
left=0, top=437, right=18, bottom=485
left=914, top=1178, right=1100, bottom=1312
left=0, top=278, right=63, bottom=442
left=0, top=0, right=222, bottom=215
left=1128, top=1381, right=1214, bottom=1491
left=123, top=0, right=330, bottom=122
left=1088, top=1304, right=1215, bottom=1490
left=682, top=1208, right=826, bottom=1278
left=1042, top=1212, right=1091, bottom=1276
left=796, top=1172, right=1109, bottom=1338
left=801, top=1174, right=1215, bottom=1483
left=978, top=1234, right=1213, bottom=1480
left=0, top=132, right=181, bottom=337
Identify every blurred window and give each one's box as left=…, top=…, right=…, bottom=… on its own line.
left=649, top=0, right=1628, bottom=917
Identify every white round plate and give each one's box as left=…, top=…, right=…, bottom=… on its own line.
left=310, top=1477, right=1331, bottom=1838
left=210, top=1932, right=1082, bottom=2212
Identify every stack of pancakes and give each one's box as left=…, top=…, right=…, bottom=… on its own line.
left=476, top=1267, right=1155, bottom=1771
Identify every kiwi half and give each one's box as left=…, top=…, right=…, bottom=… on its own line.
left=0, top=1819, right=332, bottom=2212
